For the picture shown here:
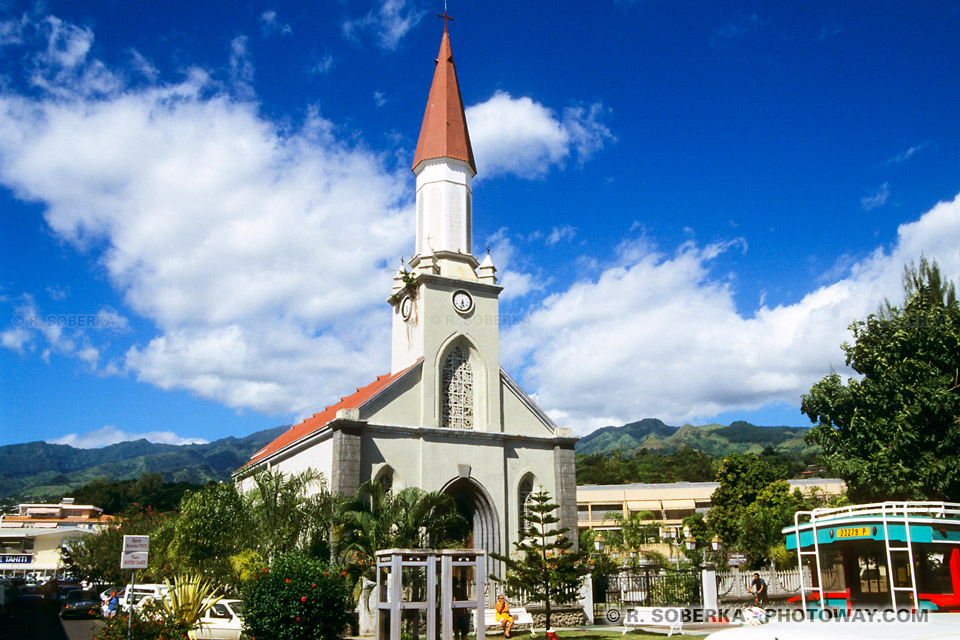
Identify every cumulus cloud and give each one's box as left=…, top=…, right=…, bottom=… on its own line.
left=503, top=194, right=960, bottom=434
left=466, top=92, right=614, bottom=179
left=342, top=0, right=423, bottom=51
left=0, top=11, right=410, bottom=417
left=48, top=425, right=208, bottom=448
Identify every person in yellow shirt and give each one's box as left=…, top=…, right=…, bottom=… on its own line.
left=495, top=594, right=514, bottom=638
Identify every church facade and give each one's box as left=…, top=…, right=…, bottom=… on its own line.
left=235, top=23, right=577, bottom=577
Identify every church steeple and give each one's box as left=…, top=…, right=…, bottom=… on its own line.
left=410, top=20, right=476, bottom=270
left=411, top=19, right=476, bottom=174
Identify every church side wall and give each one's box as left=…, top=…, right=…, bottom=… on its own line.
left=238, top=432, right=335, bottom=493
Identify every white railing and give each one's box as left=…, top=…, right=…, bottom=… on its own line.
left=717, top=567, right=811, bottom=601
left=806, top=501, right=960, bottom=524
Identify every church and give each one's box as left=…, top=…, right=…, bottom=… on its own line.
left=235, top=20, right=577, bottom=577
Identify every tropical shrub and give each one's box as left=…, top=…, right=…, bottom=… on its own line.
left=241, top=551, right=351, bottom=640
left=93, top=613, right=190, bottom=640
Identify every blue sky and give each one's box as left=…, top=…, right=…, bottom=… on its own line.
left=1, top=1, right=959, bottom=448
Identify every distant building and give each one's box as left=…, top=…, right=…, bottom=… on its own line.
left=577, top=478, right=846, bottom=561
left=0, top=497, right=111, bottom=579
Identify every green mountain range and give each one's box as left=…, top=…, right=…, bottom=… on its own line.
left=0, top=425, right=287, bottom=500
left=574, top=418, right=817, bottom=457
left=0, top=419, right=816, bottom=500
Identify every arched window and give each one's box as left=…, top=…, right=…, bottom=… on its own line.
left=441, top=346, right=473, bottom=429
left=518, top=477, right=534, bottom=537
left=377, top=470, right=393, bottom=493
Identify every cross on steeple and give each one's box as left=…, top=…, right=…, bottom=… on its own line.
left=437, top=6, right=454, bottom=32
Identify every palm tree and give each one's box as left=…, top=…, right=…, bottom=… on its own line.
left=243, top=468, right=344, bottom=560
left=341, top=481, right=468, bottom=577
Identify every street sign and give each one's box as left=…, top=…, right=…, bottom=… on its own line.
left=727, top=553, right=747, bottom=566
left=121, top=535, right=149, bottom=569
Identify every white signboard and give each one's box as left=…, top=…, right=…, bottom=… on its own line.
left=727, top=553, right=747, bottom=566
left=121, top=535, right=149, bottom=569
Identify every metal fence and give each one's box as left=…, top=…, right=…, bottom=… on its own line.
left=593, top=568, right=701, bottom=618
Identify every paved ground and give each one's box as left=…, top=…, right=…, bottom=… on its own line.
left=0, top=604, right=104, bottom=640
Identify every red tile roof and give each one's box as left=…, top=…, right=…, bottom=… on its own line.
left=411, top=28, right=476, bottom=173
left=243, top=359, right=422, bottom=469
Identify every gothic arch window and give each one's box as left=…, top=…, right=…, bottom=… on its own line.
left=441, top=346, right=473, bottom=429
left=518, top=476, right=534, bottom=537
left=375, top=468, right=394, bottom=493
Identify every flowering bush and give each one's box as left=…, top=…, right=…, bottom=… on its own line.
left=241, top=551, right=350, bottom=640
left=93, top=613, right=190, bottom=640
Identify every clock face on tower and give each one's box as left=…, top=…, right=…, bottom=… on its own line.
left=452, top=290, right=473, bottom=313
left=400, top=295, right=413, bottom=320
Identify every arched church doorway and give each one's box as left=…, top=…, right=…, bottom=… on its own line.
left=443, top=477, right=501, bottom=585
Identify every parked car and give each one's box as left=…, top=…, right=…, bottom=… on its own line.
left=60, top=589, right=101, bottom=619
left=19, top=585, right=47, bottom=608
left=120, top=583, right=170, bottom=612
left=57, top=584, right=79, bottom=605
left=190, top=599, right=244, bottom=640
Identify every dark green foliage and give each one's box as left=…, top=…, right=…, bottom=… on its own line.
left=802, top=258, right=960, bottom=502
left=68, top=473, right=199, bottom=514
left=93, top=613, right=190, bottom=640
left=168, top=482, right=250, bottom=584
left=241, top=552, right=350, bottom=640
left=492, top=488, right=589, bottom=631
left=0, top=425, right=288, bottom=500
left=706, top=454, right=784, bottom=560
left=647, top=572, right=700, bottom=606
left=341, top=480, right=468, bottom=584
left=576, top=446, right=719, bottom=485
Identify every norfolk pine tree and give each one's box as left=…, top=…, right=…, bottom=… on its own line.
left=491, top=488, right=588, bottom=632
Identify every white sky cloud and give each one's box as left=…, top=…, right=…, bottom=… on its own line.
left=861, top=182, right=890, bottom=211
left=0, top=15, right=411, bottom=417
left=48, top=425, right=209, bottom=448
left=2, top=9, right=958, bottom=442
left=342, top=0, right=422, bottom=51
left=259, top=10, right=292, bottom=37
left=503, top=193, right=960, bottom=434
left=466, top=92, right=614, bottom=179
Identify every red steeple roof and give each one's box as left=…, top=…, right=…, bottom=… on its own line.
left=411, top=25, right=476, bottom=174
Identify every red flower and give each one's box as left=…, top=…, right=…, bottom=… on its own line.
left=342, top=571, right=347, bottom=576
left=296, top=617, right=300, bottom=621
left=322, top=571, right=327, bottom=576
left=311, top=583, right=316, bottom=588
left=301, top=596, right=307, bottom=602
left=285, top=578, right=291, bottom=583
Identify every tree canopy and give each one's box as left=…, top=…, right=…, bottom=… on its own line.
left=802, top=258, right=960, bottom=502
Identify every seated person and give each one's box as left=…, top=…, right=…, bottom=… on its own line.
left=495, top=594, right=514, bottom=638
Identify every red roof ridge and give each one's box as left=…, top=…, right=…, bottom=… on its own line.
left=241, top=359, right=423, bottom=469
left=411, top=28, right=476, bottom=173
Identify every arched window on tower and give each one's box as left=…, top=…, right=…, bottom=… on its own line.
left=441, top=346, right=473, bottom=429
left=518, top=477, right=534, bottom=537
